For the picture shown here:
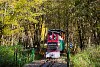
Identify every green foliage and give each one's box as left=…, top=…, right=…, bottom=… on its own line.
left=71, top=46, right=100, bottom=67
left=0, top=45, right=35, bottom=67
left=0, top=45, right=24, bottom=67
left=34, top=54, right=44, bottom=60
left=0, top=0, right=45, bottom=45
left=0, top=46, right=15, bottom=67
left=89, top=46, right=100, bottom=67
left=71, top=52, right=91, bottom=67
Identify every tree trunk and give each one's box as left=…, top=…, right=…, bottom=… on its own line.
left=11, top=24, right=14, bottom=46
left=78, top=23, right=83, bottom=50
left=88, top=37, right=91, bottom=47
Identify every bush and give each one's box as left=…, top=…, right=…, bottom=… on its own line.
left=71, top=52, right=91, bottom=67
left=89, top=46, right=100, bottom=67
left=34, top=54, right=44, bottom=60
left=0, top=45, right=23, bottom=67
left=0, top=46, right=15, bottom=67
left=71, top=46, right=100, bottom=67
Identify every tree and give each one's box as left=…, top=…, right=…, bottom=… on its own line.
left=0, top=0, right=46, bottom=47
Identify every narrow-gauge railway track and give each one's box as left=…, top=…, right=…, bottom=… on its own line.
left=40, top=58, right=67, bottom=67
left=24, top=58, right=67, bottom=67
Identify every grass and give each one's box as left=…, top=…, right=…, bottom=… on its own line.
left=71, top=45, right=100, bottom=67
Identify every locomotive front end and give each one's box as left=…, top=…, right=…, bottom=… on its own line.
left=46, top=31, right=60, bottom=58
left=46, top=42, right=60, bottom=58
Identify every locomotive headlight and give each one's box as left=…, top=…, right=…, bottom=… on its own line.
left=53, top=34, right=56, bottom=40
left=54, top=37, right=56, bottom=40
left=49, top=35, right=52, bottom=40
left=58, top=43, right=60, bottom=45
left=58, top=41, right=60, bottom=45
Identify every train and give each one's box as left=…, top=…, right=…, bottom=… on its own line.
left=46, top=29, right=65, bottom=58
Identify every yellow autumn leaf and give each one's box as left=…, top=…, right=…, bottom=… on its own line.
left=3, top=27, right=12, bottom=35
left=28, top=17, right=38, bottom=23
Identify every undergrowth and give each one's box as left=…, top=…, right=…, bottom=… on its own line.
left=71, top=45, right=100, bottom=67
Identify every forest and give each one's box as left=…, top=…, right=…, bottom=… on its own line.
left=0, top=0, right=100, bottom=67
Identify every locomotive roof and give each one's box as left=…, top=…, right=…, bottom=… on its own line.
left=48, top=29, right=65, bottom=33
